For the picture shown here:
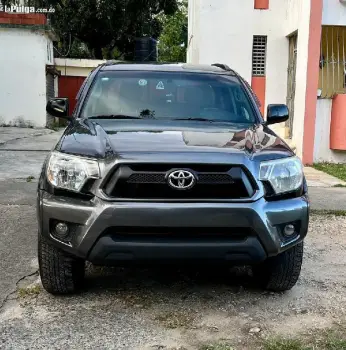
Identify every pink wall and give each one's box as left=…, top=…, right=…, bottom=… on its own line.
left=254, top=0, right=269, bottom=10
left=251, top=77, right=266, bottom=116
left=330, top=94, right=346, bottom=151
left=302, top=0, right=323, bottom=164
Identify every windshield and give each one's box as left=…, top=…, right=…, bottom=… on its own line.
left=81, top=71, right=257, bottom=123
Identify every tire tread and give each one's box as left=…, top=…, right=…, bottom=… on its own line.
left=254, top=242, right=304, bottom=292
left=38, top=236, right=85, bottom=295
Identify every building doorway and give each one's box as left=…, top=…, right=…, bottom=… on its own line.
left=286, top=33, right=298, bottom=139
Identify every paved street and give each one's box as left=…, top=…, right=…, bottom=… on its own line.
left=0, top=128, right=61, bottom=180
left=1, top=127, right=346, bottom=349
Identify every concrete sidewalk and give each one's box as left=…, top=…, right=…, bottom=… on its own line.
left=0, top=127, right=55, bottom=146
left=0, top=127, right=63, bottom=180
left=304, top=166, right=346, bottom=187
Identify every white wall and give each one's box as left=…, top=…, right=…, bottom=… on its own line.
left=0, top=28, right=50, bottom=127
left=187, top=0, right=297, bottom=97
left=285, top=0, right=303, bottom=35
left=314, top=99, right=346, bottom=162
left=187, top=0, right=200, bottom=64
left=288, top=0, right=311, bottom=159
left=55, top=58, right=107, bottom=77
left=187, top=0, right=289, bottom=141
left=322, top=0, right=346, bottom=25
left=187, top=0, right=312, bottom=155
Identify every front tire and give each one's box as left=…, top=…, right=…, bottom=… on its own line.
left=38, top=236, right=85, bottom=295
left=253, top=242, right=304, bottom=292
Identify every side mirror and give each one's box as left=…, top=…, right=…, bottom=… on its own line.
left=266, top=104, right=289, bottom=125
left=46, top=98, right=70, bottom=119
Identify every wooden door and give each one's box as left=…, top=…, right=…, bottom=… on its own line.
left=286, top=34, right=298, bottom=139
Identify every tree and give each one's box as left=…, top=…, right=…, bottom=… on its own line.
left=38, top=0, right=179, bottom=59
left=157, top=0, right=187, bottom=62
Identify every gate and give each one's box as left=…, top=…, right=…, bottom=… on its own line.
left=286, top=34, right=298, bottom=139
left=46, top=65, right=60, bottom=128
left=58, top=76, right=86, bottom=115
left=319, top=26, right=346, bottom=98
left=46, top=73, right=55, bottom=127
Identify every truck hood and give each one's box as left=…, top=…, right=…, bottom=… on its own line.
left=56, top=119, right=294, bottom=161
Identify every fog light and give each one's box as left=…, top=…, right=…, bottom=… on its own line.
left=55, top=222, right=69, bottom=238
left=284, top=224, right=295, bottom=236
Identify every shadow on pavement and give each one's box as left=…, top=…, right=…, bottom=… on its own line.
left=82, top=264, right=262, bottom=297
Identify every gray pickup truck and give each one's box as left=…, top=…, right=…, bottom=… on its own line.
left=38, top=62, right=309, bottom=295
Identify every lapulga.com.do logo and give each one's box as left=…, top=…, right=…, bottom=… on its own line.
left=0, top=2, right=55, bottom=14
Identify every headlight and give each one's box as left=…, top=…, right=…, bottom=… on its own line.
left=47, top=152, right=100, bottom=192
left=259, top=157, right=303, bottom=195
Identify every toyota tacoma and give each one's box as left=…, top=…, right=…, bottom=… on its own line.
left=38, top=62, right=309, bottom=294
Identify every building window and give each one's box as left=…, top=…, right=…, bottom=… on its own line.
left=252, top=35, right=267, bottom=77
left=47, top=42, right=51, bottom=63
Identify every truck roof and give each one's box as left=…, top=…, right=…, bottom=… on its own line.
left=100, top=62, right=236, bottom=75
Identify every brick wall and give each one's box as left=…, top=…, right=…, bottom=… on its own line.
left=0, top=12, right=46, bottom=25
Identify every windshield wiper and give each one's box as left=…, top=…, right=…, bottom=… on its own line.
left=89, top=114, right=143, bottom=120
left=173, top=118, right=214, bottom=122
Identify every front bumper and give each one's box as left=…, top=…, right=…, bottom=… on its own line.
left=38, top=191, right=309, bottom=264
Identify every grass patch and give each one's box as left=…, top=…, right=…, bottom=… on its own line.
left=263, top=329, right=346, bottom=350
left=264, top=338, right=309, bottom=350
left=313, top=163, right=346, bottom=182
left=18, top=285, right=41, bottom=298
left=315, top=330, right=346, bottom=349
left=199, top=343, right=234, bottom=350
left=333, top=184, right=346, bottom=188
left=155, top=310, right=195, bottom=329
left=48, top=120, right=62, bottom=131
left=26, top=176, right=35, bottom=182
left=310, top=209, right=346, bottom=217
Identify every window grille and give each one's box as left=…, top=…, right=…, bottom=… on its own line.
left=252, top=36, right=267, bottom=76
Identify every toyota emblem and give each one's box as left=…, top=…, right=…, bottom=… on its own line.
left=167, top=170, right=196, bottom=190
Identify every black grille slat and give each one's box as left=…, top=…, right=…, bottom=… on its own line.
left=104, top=227, right=253, bottom=242
left=104, top=164, right=255, bottom=200
left=128, top=173, right=166, bottom=184
left=198, top=173, right=234, bottom=184
left=107, top=226, right=253, bottom=235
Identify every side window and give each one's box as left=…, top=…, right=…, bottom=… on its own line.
left=232, top=86, right=254, bottom=121
left=76, top=73, right=91, bottom=101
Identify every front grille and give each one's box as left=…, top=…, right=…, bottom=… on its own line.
left=103, top=164, right=256, bottom=200
left=128, top=173, right=233, bottom=185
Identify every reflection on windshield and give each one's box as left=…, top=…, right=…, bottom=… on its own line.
left=82, top=71, right=257, bottom=123
left=139, top=109, right=156, bottom=118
